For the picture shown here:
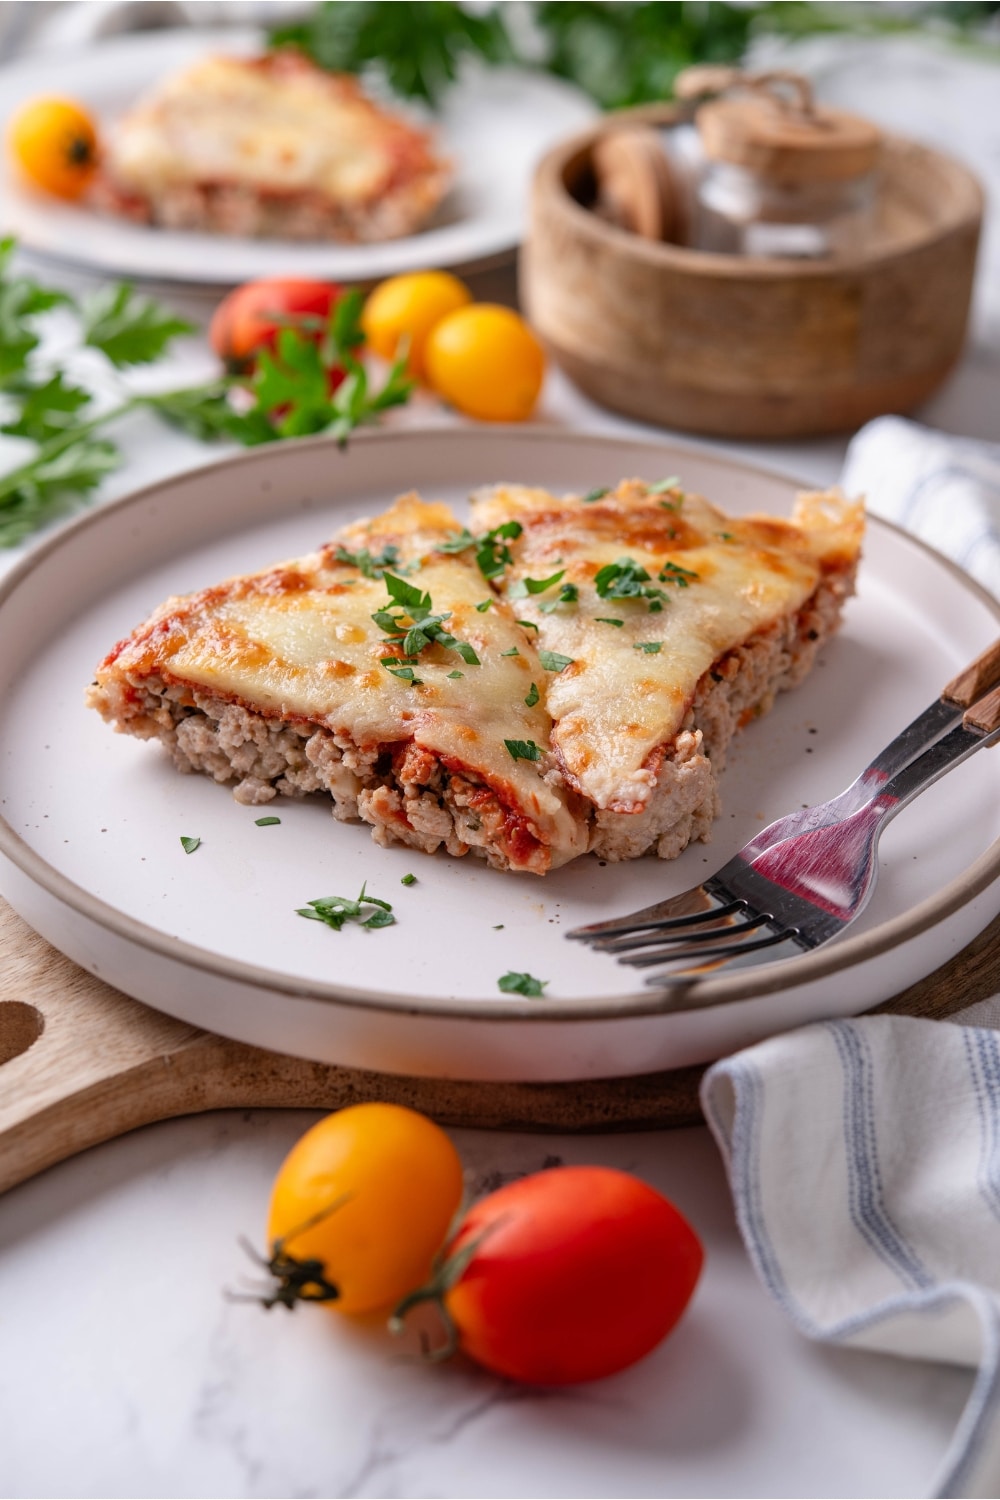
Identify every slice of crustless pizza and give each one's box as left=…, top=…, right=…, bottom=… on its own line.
left=87, top=493, right=589, bottom=875
left=469, top=477, right=864, bottom=862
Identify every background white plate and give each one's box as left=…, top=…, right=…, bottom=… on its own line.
left=1, top=428, right=999, bottom=1080
left=0, top=29, right=596, bottom=286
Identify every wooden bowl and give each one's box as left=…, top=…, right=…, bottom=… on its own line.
left=521, top=105, right=983, bottom=439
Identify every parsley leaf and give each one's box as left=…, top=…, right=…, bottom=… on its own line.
left=658, top=560, right=699, bottom=586
left=0, top=433, right=120, bottom=546
left=333, top=542, right=403, bottom=578
left=504, top=739, right=542, bottom=762
left=498, top=970, right=548, bottom=997
left=582, top=486, right=609, bottom=503
left=180, top=835, right=201, bottom=854
left=255, top=815, right=282, bottom=825
left=447, top=669, right=464, bottom=679
left=475, top=599, right=492, bottom=612
left=401, top=873, right=417, bottom=886
left=516, top=618, right=539, bottom=632
left=538, top=582, right=579, bottom=614
left=476, top=520, right=523, bottom=579
left=501, top=646, right=520, bottom=657
left=297, top=883, right=396, bottom=932
left=633, top=641, right=663, bottom=654
left=509, top=568, right=565, bottom=599
left=438, top=527, right=475, bottom=554
left=373, top=573, right=479, bottom=667
left=595, top=617, right=624, bottom=627
left=524, top=682, right=540, bottom=707
left=82, top=283, right=194, bottom=367
left=539, top=649, right=574, bottom=672
left=0, top=371, right=92, bottom=442
left=647, top=476, right=682, bottom=495
left=594, top=556, right=669, bottom=610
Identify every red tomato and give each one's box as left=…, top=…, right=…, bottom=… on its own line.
left=209, top=277, right=343, bottom=374
left=396, top=1165, right=703, bottom=1385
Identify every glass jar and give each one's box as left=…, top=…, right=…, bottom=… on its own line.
left=690, top=82, right=881, bottom=260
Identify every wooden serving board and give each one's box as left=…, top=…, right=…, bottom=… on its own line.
left=2, top=894, right=999, bottom=1195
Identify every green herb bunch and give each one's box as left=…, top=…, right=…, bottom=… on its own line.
left=0, top=240, right=412, bottom=546
left=269, top=1, right=1000, bottom=112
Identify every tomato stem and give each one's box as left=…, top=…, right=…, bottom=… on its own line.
left=389, top=1225, right=495, bottom=1362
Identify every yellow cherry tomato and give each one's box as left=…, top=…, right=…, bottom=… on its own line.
left=8, top=96, right=99, bottom=200
left=424, top=304, right=545, bottom=422
left=266, top=1103, right=464, bottom=1315
left=361, top=270, right=472, bottom=379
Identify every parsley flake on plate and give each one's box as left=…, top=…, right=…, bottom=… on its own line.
left=633, top=642, right=663, bottom=654
left=254, top=815, right=281, bottom=826
left=296, top=883, right=396, bottom=932
left=498, top=970, right=548, bottom=997
left=400, top=873, right=417, bottom=886
left=524, top=682, right=540, bottom=708
left=539, top=649, right=574, bottom=672
left=179, top=835, right=201, bottom=854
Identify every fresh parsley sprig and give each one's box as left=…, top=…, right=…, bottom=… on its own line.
left=0, top=244, right=415, bottom=546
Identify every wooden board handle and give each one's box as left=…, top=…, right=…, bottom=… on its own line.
left=944, top=637, right=1000, bottom=707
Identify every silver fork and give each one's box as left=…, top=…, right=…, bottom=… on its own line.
left=567, top=638, right=1000, bottom=986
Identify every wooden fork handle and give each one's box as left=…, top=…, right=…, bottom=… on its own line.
left=964, top=683, right=1000, bottom=736
left=944, top=637, right=1000, bottom=707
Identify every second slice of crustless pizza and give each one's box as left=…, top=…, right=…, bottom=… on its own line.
left=87, top=493, right=589, bottom=875
left=470, top=477, right=864, bottom=861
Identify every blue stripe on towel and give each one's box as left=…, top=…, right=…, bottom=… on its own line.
left=963, top=1028, right=1000, bottom=1223
left=827, top=1022, right=933, bottom=1290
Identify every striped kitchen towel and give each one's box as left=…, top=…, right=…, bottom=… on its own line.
left=841, top=416, right=1000, bottom=600
left=701, top=1000, right=1000, bottom=1499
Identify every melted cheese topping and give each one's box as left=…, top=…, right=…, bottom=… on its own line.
left=98, top=495, right=587, bottom=869
left=471, top=480, right=863, bottom=812
left=106, top=54, right=441, bottom=203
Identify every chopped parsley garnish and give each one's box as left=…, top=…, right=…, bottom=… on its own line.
left=538, top=582, right=579, bottom=614
left=509, top=568, right=565, bottom=599
left=373, top=571, right=479, bottom=669
left=296, top=883, right=396, bottom=932
left=539, top=649, right=574, bottom=672
left=447, top=670, right=464, bottom=679
left=595, top=617, right=624, bottom=627
left=582, top=486, right=609, bottom=503
left=525, top=682, right=540, bottom=708
left=501, top=646, right=520, bottom=657
left=498, top=970, right=548, bottom=997
left=516, top=619, right=539, bottom=633
left=384, top=664, right=422, bottom=684
left=504, top=739, right=542, bottom=762
left=717, top=531, right=736, bottom=542
left=475, top=599, right=493, bottom=612
left=594, top=556, right=669, bottom=611
left=647, top=476, right=682, bottom=494
left=255, top=815, right=281, bottom=826
left=658, top=560, right=699, bottom=587
left=440, top=519, right=524, bottom=579
left=179, top=835, right=201, bottom=854
left=633, top=641, right=663, bottom=654
left=332, top=543, right=404, bottom=579
left=400, top=873, right=417, bottom=886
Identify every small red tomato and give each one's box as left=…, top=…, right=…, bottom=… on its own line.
left=394, top=1164, right=703, bottom=1385
left=209, top=277, right=342, bottom=374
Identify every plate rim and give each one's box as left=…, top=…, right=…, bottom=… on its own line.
left=1, top=424, right=999, bottom=1022
left=0, top=27, right=595, bottom=286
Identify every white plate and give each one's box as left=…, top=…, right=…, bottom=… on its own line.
left=0, top=29, right=596, bottom=286
left=1, top=427, right=999, bottom=1081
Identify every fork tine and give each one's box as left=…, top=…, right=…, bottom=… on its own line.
left=591, top=910, right=773, bottom=954
left=568, top=896, right=744, bottom=943
left=620, top=924, right=800, bottom=970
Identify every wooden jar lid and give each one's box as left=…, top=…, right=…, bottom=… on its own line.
left=696, top=95, right=881, bottom=183
left=592, top=125, right=680, bottom=241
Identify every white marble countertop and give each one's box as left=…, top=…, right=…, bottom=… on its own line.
left=1, top=24, right=999, bottom=1500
